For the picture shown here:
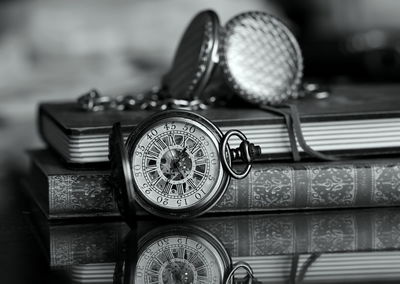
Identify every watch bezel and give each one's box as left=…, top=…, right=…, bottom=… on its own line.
left=125, top=110, right=231, bottom=219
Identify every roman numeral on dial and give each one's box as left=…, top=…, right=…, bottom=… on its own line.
left=193, top=170, right=206, bottom=178
left=198, top=276, right=210, bottom=283
left=145, top=164, right=157, bottom=174
left=152, top=176, right=162, bottom=186
left=177, top=247, right=186, bottom=259
left=146, top=150, right=159, bottom=160
left=195, top=156, right=207, bottom=165
left=166, top=133, right=176, bottom=146
left=163, top=248, right=174, bottom=260
left=154, top=138, right=167, bottom=151
left=176, top=183, right=185, bottom=195
left=162, top=182, right=172, bottom=195
left=145, top=269, right=159, bottom=277
left=186, top=178, right=197, bottom=190
left=189, top=142, right=201, bottom=155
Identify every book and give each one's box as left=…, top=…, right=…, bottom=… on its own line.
left=28, top=150, right=119, bottom=219
left=35, top=208, right=400, bottom=282
left=39, top=84, right=400, bottom=164
left=28, top=149, right=400, bottom=219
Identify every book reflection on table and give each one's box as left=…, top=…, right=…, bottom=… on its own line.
left=30, top=207, right=400, bottom=283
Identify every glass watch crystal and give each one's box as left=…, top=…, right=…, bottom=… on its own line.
left=130, top=118, right=223, bottom=211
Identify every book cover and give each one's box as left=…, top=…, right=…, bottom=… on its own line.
left=28, top=150, right=120, bottom=219
left=38, top=84, right=400, bottom=163
left=28, top=149, right=400, bottom=219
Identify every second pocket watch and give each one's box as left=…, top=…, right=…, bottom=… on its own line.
left=163, top=10, right=303, bottom=106
left=109, top=110, right=261, bottom=219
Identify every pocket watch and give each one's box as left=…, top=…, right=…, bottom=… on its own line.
left=114, top=224, right=255, bottom=284
left=164, top=10, right=303, bottom=106
left=109, top=110, right=261, bottom=219
left=79, top=10, right=302, bottom=111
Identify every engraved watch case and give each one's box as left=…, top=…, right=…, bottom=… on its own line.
left=163, top=10, right=303, bottom=106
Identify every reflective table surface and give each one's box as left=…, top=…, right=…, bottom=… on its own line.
left=2, top=177, right=400, bottom=284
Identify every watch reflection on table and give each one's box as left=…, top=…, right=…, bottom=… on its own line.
left=39, top=208, right=400, bottom=283
left=114, top=224, right=246, bottom=284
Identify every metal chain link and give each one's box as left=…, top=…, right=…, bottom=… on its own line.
left=77, top=87, right=208, bottom=112
left=77, top=83, right=328, bottom=112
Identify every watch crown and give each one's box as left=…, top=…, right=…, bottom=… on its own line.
left=231, top=140, right=261, bottom=163
left=248, top=143, right=262, bottom=159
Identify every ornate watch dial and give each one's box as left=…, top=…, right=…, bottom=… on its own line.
left=134, top=234, right=225, bottom=284
left=130, top=115, right=224, bottom=213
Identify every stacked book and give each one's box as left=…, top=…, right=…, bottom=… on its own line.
left=28, top=84, right=400, bottom=219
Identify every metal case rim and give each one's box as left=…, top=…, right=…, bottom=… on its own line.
left=125, top=110, right=231, bottom=219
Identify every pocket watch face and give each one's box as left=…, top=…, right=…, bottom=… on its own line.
left=127, top=111, right=229, bottom=218
left=134, top=226, right=230, bottom=284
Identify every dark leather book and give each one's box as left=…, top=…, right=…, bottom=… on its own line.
left=28, top=149, right=400, bottom=219
left=27, top=149, right=119, bottom=219
left=34, top=208, right=400, bottom=283
left=38, top=84, right=400, bottom=164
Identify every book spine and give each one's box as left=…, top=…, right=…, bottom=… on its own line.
left=213, top=161, right=400, bottom=212
left=48, top=174, right=119, bottom=218
left=46, top=162, right=400, bottom=217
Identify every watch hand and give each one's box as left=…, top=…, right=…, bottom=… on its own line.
left=172, top=147, right=191, bottom=181
left=180, top=147, right=187, bottom=156
left=165, top=148, right=175, bottom=161
left=176, top=147, right=187, bottom=162
left=173, top=156, right=186, bottom=179
left=167, top=142, right=176, bottom=158
left=174, top=168, right=185, bottom=181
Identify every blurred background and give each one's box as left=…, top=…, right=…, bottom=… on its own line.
left=2, top=0, right=400, bottom=171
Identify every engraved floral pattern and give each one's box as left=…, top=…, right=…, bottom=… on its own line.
left=373, top=210, right=400, bottom=249
left=49, top=175, right=117, bottom=215
left=200, top=219, right=239, bottom=256
left=251, top=167, right=295, bottom=208
left=308, top=166, right=356, bottom=207
left=50, top=224, right=121, bottom=266
left=214, top=179, right=238, bottom=209
left=250, top=216, right=294, bottom=255
left=373, top=164, right=400, bottom=204
left=310, top=214, right=356, bottom=252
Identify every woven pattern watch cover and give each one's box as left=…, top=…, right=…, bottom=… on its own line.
left=165, top=10, right=219, bottom=100
left=220, top=11, right=303, bottom=105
